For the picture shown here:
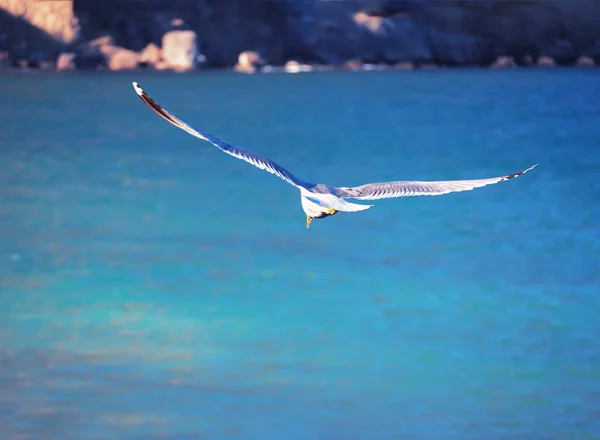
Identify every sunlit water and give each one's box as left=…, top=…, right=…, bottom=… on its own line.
left=1, top=69, right=599, bottom=440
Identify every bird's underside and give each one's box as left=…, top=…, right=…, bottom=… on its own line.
left=131, top=81, right=538, bottom=228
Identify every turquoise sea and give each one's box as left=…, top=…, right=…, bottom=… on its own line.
left=0, top=69, right=599, bottom=439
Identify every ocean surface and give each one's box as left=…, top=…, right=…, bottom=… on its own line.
left=0, top=69, right=599, bottom=440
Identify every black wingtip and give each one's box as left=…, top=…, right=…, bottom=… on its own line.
left=505, top=163, right=538, bottom=180
left=131, top=81, right=185, bottom=130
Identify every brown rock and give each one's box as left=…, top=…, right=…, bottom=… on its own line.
left=108, top=48, right=139, bottom=71
left=351, top=9, right=434, bottom=65
left=537, top=55, right=556, bottom=67
left=139, top=43, right=162, bottom=67
left=0, top=51, right=11, bottom=70
left=395, top=62, right=414, bottom=70
left=490, top=56, right=517, bottom=68
left=57, top=52, right=76, bottom=71
left=38, top=60, right=55, bottom=70
left=73, top=36, right=139, bottom=70
left=88, top=36, right=112, bottom=46
left=343, top=59, right=362, bottom=70
left=89, top=36, right=117, bottom=56
left=235, top=51, right=265, bottom=73
left=88, top=36, right=113, bottom=48
left=0, top=0, right=79, bottom=43
left=576, top=55, right=595, bottom=67
left=353, top=11, right=383, bottom=33
left=154, top=61, right=170, bottom=71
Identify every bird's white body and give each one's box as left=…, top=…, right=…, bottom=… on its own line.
left=131, top=81, right=537, bottom=229
left=300, top=195, right=333, bottom=219
left=300, top=193, right=371, bottom=227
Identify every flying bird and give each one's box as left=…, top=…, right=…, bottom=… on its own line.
left=132, top=82, right=537, bottom=228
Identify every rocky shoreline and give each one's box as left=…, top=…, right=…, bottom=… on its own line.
left=1, top=0, right=599, bottom=73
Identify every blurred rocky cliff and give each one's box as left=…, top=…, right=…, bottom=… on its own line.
left=1, top=0, right=599, bottom=71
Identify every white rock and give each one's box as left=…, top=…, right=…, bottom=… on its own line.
left=161, top=30, right=198, bottom=71
left=235, top=51, right=264, bottom=73
left=284, top=60, right=313, bottom=73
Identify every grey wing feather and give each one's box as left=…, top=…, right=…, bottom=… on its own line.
left=335, top=164, right=538, bottom=200
left=132, top=82, right=310, bottom=189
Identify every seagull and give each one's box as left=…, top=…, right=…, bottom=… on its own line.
left=132, top=82, right=537, bottom=229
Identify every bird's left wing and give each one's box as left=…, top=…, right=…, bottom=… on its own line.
left=334, top=164, right=538, bottom=200
left=132, top=82, right=310, bottom=189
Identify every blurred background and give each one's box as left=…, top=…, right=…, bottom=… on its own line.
left=1, top=0, right=600, bottom=71
left=1, top=1, right=600, bottom=440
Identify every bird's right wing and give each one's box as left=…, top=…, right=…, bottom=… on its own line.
left=132, top=82, right=310, bottom=190
left=334, top=164, right=538, bottom=200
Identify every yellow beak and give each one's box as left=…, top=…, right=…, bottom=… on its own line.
left=306, top=216, right=312, bottom=228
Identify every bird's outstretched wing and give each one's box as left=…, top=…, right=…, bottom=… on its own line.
left=132, top=82, right=310, bottom=189
left=334, top=164, right=538, bottom=200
